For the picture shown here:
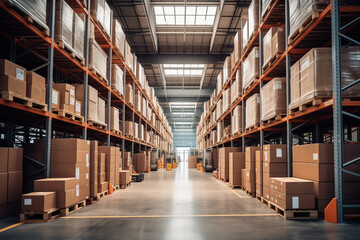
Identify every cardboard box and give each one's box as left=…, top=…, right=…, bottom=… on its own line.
left=293, top=162, right=334, bottom=182
left=270, top=191, right=315, bottom=210
left=290, top=61, right=300, bottom=104
left=98, top=172, right=105, bottom=183
left=7, top=171, right=23, bottom=202
left=73, top=84, right=98, bottom=120
left=98, top=181, right=108, bottom=193
left=75, top=100, right=81, bottom=116
left=0, top=59, right=26, bottom=81
left=242, top=47, right=259, bottom=90
left=229, top=152, right=245, bottom=186
left=34, top=177, right=76, bottom=192
left=58, top=188, right=79, bottom=208
left=125, top=121, right=133, bottom=137
left=256, top=183, right=262, bottom=196
left=219, top=147, right=241, bottom=181
left=272, top=29, right=285, bottom=58
left=0, top=148, right=8, bottom=173
left=52, top=88, right=60, bottom=109
left=51, top=150, right=89, bottom=164
left=21, top=192, right=56, bottom=212
left=8, top=148, right=23, bottom=172
left=269, top=177, right=315, bottom=195
left=26, top=71, right=46, bottom=104
left=263, top=186, right=270, bottom=200
left=0, top=75, right=26, bottom=97
left=234, top=31, right=242, bottom=64
left=231, top=70, right=242, bottom=105
left=52, top=138, right=90, bottom=152
left=245, top=93, right=260, bottom=129
left=98, top=97, right=106, bottom=124
left=261, top=78, right=286, bottom=121
left=263, top=162, right=287, bottom=174
left=292, top=143, right=333, bottom=164
left=0, top=173, right=7, bottom=204
left=263, top=144, right=287, bottom=162
left=79, top=186, right=89, bottom=200
left=50, top=162, right=87, bottom=178
left=245, top=146, right=260, bottom=171
left=188, top=156, right=197, bottom=168
left=106, top=106, right=120, bottom=132
left=53, top=83, right=75, bottom=113
left=125, top=83, right=133, bottom=105
left=119, top=170, right=131, bottom=185
left=255, top=150, right=263, bottom=185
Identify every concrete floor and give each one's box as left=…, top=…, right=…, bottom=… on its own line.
left=1, top=162, right=360, bottom=239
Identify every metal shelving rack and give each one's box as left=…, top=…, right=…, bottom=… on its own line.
left=197, top=0, right=360, bottom=222
left=0, top=0, right=173, bottom=179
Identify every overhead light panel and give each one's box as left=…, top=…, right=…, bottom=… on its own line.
left=172, top=112, right=194, bottom=115
left=154, top=5, right=217, bottom=26
left=163, top=64, right=205, bottom=76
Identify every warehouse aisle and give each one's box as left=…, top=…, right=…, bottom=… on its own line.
left=1, top=163, right=360, bottom=239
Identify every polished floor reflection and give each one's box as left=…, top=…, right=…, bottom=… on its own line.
left=1, top=162, right=360, bottom=240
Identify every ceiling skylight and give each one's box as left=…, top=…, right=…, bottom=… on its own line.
left=163, top=64, right=205, bottom=76
left=172, top=112, right=194, bottom=115
left=154, top=5, right=217, bottom=26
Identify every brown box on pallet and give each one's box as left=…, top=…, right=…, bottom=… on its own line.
left=290, top=61, right=300, bottom=104
left=219, top=147, right=242, bottom=181
left=8, top=171, right=23, bottom=202
left=97, top=97, right=106, bottom=124
left=26, top=71, right=46, bottom=104
left=0, top=173, right=7, bottom=204
left=263, top=162, right=287, bottom=174
left=261, top=78, right=286, bottom=122
left=0, top=75, right=26, bottom=97
left=98, top=172, right=105, bottom=183
left=98, top=182, right=108, bottom=193
left=51, top=150, right=89, bottom=164
left=245, top=169, right=255, bottom=183
left=269, top=189, right=315, bottom=210
left=263, top=172, right=287, bottom=188
left=125, top=83, right=133, bottom=105
left=188, top=156, right=197, bottom=168
left=75, top=100, right=81, bottom=116
left=0, top=59, right=26, bottom=81
left=34, top=178, right=78, bottom=192
left=119, top=170, right=131, bottom=185
left=53, top=83, right=75, bottom=113
left=51, top=162, right=88, bottom=177
left=52, top=138, right=91, bottom=152
left=242, top=47, right=259, bottom=90
left=52, top=88, right=60, bottom=109
left=124, top=121, right=133, bottom=137
left=58, top=188, right=79, bottom=208
left=79, top=173, right=89, bottom=187
left=256, top=183, right=262, bottom=196
left=74, top=84, right=98, bottom=120
left=90, top=141, right=98, bottom=172
left=245, top=93, right=260, bottom=129
left=293, top=163, right=334, bottom=182
left=0, top=148, right=8, bottom=173
left=272, top=30, right=285, bottom=58
left=255, top=150, right=263, bottom=185
left=245, top=146, right=260, bottom=171
left=229, top=152, right=245, bottom=186
left=8, top=148, right=23, bottom=172
left=21, top=192, right=56, bottom=212
left=269, top=177, right=315, bottom=195
left=263, top=27, right=284, bottom=69
left=292, top=143, right=333, bottom=164
left=233, top=31, right=242, bottom=64
left=79, top=186, right=89, bottom=201
left=263, top=186, right=270, bottom=200
left=106, top=106, right=120, bottom=132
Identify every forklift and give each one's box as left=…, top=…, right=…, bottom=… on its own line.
left=150, top=149, right=158, bottom=171
left=203, top=148, right=213, bottom=172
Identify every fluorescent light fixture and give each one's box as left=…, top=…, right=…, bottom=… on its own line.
left=172, top=112, right=194, bottom=115
left=176, top=122, right=192, bottom=125
left=154, top=5, right=217, bottom=26
left=163, top=64, right=205, bottom=76
left=170, top=102, right=197, bottom=105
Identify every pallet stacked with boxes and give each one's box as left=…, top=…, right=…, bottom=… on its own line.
left=219, top=147, right=241, bottom=182
left=245, top=147, right=259, bottom=195
left=229, top=152, right=245, bottom=188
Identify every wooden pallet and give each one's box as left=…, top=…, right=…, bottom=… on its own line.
left=111, top=87, right=124, bottom=99
left=120, top=182, right=131, bottom=189
left=246, top=190, right=255, bottom=198
left=60, top=200, right=86, bottom=217
left=289, top=10, right=322, bottom=44
left=113, top=185, right=120, bottom=191
left=256, top=195, right=270, bottom=206
left=289, top=97, right=330, bottom=114
left=53, top=108, right=84, bottom=122
left=229, top=183, right=242, bottom=189
left=261, top=0, right=284, bottom=21
left=88, top=119, right=107, bottom=129
left=245, top=123, right=260, bottom=132
left=20, top=208, right=60, bottom=223
left=56, top=40, right=85, bottom=65
left=220, top=178, right=229, bottom=182
left=262, top=53, right=283, bottom=72
left=124, top=134, right=133, bottom=138
left=89, top=68, right=108, bottom=85
left=0, top=91, right=47, bottom=111
left=268, top=201, right=318, bottom=220
left=243, top=77, right=259, bottom=93
left=232, top=130, right=242, bottom=137
left=110, top=129, right=122, bottom=135
left=261, top=114, right=286, bottom=125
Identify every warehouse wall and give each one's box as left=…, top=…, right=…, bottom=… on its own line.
left=173, top=128, right=196, bottom=148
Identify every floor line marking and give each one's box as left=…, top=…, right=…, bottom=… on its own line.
left=232, top=190, right=246, bottom=199
left=61, top=213, right=277, bottom=219
left=0, top=222, right=23, bottom=233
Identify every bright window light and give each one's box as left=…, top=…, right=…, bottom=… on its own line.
left=154, top=5, right=217, bottom=26
left=172, top=112, right=194, bottom=115
left=170, top=102, right=197, bottom=106
left=164, top=64, right=204, bottom=76
left=176, top=122, right=192, bottom=125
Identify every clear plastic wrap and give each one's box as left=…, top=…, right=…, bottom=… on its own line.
left=231, top=105, right=242, bottom=135
left=216, top=99, right=223, bottom=121
left=125, top=42, right=134, bottom=71
left=290, top=61, right=300, bottom=104
left=231, top=69, right=242, bottom=104
left=134, top=89, right=141, bottom=111
left=223, top=56, right=232, bottom=82
left=261, top=78, right=286, bottom=121
left=142, top=97, right=147, bottom=117
left=134, top=122, right=138, bottom=139
left=245, top=93, right=260, bottom=129
left=217, top=71, right=223, bottom=96
left=217, top=121, right=223, bottom=143
left=112, top=19, right=125, bottom=56
left=55, top=0, right=74, bottom=49
left=234, top=31, right=242, bottom=64
left=263, top=27, right=283, bottom=68
left=97, top=97, right=106, bottom=124
left=290, top=47, right=360, bottom=109
left=125, top=83, right=133, bottom=105
left=72, top=12, right=85, bottom=59
left=104, top=2, right=112, bottom=37
left=262, top=0, right=273, bottom=17
left=89, top=38, right=108, bottom=80
left=248, top=0, right=259, bottom=39
left=242, top=47, right=259, bottom=90
left=106, top=107, right=120, bottom=132
left=222, top=88, right=230, bottom=113
left=111, top=64, right=124, bottom=96
left=289, top=0, right=329, bottom=39
left=9, top=0, right=48, bottom=31
left=242, top=21, right=249, bottom=51
left=91, top=0, right=105, bottom=27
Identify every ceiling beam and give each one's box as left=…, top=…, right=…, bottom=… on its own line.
left=209, top=0, right=225, bottom=53
left=158, top=97, right=209, bottom=102
left=167, top=117, right=200, bottom=122
left=154, top=88, right=214, bottom=97
left=142, top=0, right=158, bottom=52
left=151, top=2, right=220, bottom=5
left=137, top=54, right=227, bottom=64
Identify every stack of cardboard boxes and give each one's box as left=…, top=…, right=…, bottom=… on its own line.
left=74, top=84, right=97, bottom=120
left=255, top=150, right=263, bottom=196
left=245, top=147, right=260, bottom=195
left=98, top=153, right=108, bottom=193
left=269, top=177, right=315, bottom=210
left=262, top=27, right=284, bottom=70
left=119, top=170, right=131, bottom=187
left=219, top=147, right=241, bottom=181
left=188, top=156, right=197, bottom=168
left=90, top=141, right=98, bottom=197
left=231, top=105, right=242, bottom=136
left=0, top=59, right=26, bottom=100
left=99, top=146, right=119, bottom=187
left=123, top=152, right=132, bottom=171
left=245, top=93, right=260, bottom=130
left=0, top=147, right=23, bottom=218
left=53, top=83, right=76, bottom=113
left=229, top=152, right=245, bottom=187
left=134, top=152, right=147, bottom=172
left=50, top=139, right=90, bottom=201
left=263, top=144, right=287, bottom=200
left=260, top=78, right=286, bottom=122
left=26, top=71, right=46, bottom=105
